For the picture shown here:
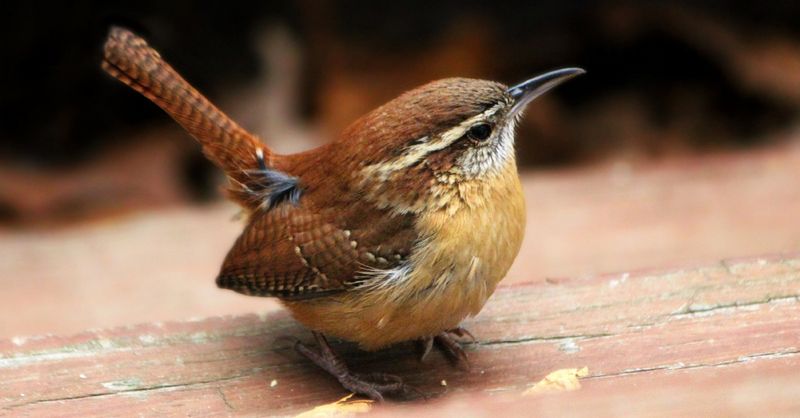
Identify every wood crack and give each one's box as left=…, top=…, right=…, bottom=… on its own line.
left=667, top=294, right=800, bottom=320
left=474, top=332, right=615, bottom=347
left=587, top=348, right=800, bottom=380
left=3, top=372, right=253, bottom=410
left=217, top=387, right=235, bottom=411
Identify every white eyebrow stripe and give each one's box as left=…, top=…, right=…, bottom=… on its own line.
left=361, top=102, right=504, bottom=178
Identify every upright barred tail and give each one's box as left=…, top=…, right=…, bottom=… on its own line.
left=102, top=26, right=272, bottom=209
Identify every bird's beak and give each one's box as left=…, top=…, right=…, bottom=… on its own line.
left=507, top=67, right=585, bottom=115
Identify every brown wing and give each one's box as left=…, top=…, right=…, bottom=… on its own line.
left=216, top=200, right=417, bottom=300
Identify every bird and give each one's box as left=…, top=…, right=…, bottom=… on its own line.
left=101, top=26, right=583, bottom=401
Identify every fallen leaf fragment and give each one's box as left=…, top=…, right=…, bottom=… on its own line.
left=522, top=367, right=589, bottom=396
left=294, top=394, right=373, bottom=417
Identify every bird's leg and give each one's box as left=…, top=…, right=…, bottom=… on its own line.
left=447, top=326, right=476, bottom=342
left=295, top=331, right=416, bottom=401
left=418, top=327, right=474, bottom=370
left=418, top=337, right=435, bottom=362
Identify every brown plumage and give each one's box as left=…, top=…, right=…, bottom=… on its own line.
left=102, top=27, right=269, bottom=208
left=102, top=27, right=582, bottom=400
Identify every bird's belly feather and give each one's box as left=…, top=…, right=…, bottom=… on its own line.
left=284, top=171, right=525, bottom=350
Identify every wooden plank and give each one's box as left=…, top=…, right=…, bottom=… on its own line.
left=372, top=360, right=800, bottom=418
left=1, top=254, right=799, bottom=416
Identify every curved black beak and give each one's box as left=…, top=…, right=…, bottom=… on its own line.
left=508, top=67, right=585, bottom=115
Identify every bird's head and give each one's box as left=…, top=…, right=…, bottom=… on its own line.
left=339, top=68, right=584, bottom=213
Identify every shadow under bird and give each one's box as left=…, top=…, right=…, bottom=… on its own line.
left=101, top=27, right=583, bottom=400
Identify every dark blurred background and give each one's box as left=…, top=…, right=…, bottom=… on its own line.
left=3, top=0, right=800, bottom=226
left=4, top=1, right=800, bottom=336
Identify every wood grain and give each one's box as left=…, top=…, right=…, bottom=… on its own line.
left=1, top=254, right=798, bottom=416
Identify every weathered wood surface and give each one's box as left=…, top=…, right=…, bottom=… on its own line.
left=2, top=254, right=799, bottom=416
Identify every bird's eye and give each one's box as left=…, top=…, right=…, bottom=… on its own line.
left=467, top=123, right=492, bottom=141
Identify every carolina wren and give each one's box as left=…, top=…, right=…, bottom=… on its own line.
left=102, top=27, right=583, bottom=400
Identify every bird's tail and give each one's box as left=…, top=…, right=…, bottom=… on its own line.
left=102, top=26, right=271, bottom=208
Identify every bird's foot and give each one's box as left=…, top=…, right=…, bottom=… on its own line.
left=419, top=327, right=474, bottom=370
left=295, top=332, right=419, bottom=401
